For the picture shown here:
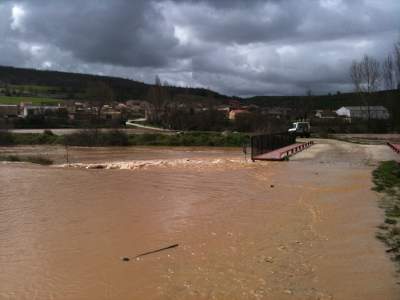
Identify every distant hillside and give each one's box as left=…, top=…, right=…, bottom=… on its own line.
left=0, top=65, right=230, bottom=103
left=0, top=65, right=398, bottom=111
left=245, top=90, right=400, bottom=111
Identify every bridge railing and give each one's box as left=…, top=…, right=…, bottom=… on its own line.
left=250, top=133, right=296, bottom=160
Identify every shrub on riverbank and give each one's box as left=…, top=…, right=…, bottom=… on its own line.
left=3, top=130, right=248, bottom=147
left=0, top=130, right=61, bottom=145
left=0, top=131, right=14, bottom=145
left=63, top=129, right=129, bottom=146
left=128, top=132, right=248, bottom=147
left=373, top=161, right=400, bottom=267
left=0, top=155, right=53, bottom=165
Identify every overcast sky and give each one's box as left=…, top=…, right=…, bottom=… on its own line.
left=0, top=0, right=399, bottom=96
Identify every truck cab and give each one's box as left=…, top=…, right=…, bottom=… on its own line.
left=288, top=122, right=310, bottom=138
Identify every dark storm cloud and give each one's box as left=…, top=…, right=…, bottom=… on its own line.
left=15, top=0, right=179, bottom=68
left=0, top=0, right=399, bottom=96
left=170, top=0, right=399, bottom=45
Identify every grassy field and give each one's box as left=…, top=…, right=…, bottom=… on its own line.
left=0, top=96, right=62, bottom=105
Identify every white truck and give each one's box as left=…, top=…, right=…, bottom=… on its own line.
left=288, top=122, right=311, bottom=138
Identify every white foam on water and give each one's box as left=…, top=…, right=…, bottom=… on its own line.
left=57, top=158, right=249, bottom=170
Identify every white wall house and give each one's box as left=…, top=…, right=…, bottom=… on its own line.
left=336, top=106, right=390, bottom=120
left=23, top=105, right=64, bottom=118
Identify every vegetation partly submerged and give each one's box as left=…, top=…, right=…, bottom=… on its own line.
left=0, top=130, right=249, bottom=147
left=372, top=161, right=400, bottom=267
left=0, top=154, right=53, bottom=165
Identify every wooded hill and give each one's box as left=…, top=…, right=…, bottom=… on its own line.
left=0, top=65, right=398, bottom=111
left=0, top=65, right=230, bottom=103
left=246, top=90, right=400, bottom=111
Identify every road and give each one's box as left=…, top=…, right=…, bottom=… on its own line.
left=8, top=127, right=176, bottom=135
left=125, top=119, right=176, bottom=132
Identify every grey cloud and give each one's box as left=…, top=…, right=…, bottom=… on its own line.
left=169, top=0, right=400, bottom=45
left=0, top=0, right=399, bottom=96
left=17, top=0, right=179, bottom=67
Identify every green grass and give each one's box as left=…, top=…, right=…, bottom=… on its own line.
left=372, top=161, right=400, bottom=192
left=0, top=155, right=53, bottom=165
left=0, top=96, right=62, bottom=105
left=372, top=161, right=400, bottom=268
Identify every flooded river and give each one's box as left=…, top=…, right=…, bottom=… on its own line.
left=1, top=140, right=399, bottom=299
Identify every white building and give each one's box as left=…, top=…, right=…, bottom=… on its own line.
left=23, top=105, right=65, bottom=118
left=336, top=106, right=390, bottom=120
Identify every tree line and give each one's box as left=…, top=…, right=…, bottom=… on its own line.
left=350, top=38, right=400, bottom=92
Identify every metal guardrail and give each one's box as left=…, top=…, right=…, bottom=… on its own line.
left=282, top=141, right=314, bottom=159
left=251, top=133, right=296, bottom=161
left=387, top=142, right=400, bottom=154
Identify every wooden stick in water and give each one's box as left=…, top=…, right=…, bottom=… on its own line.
left=134, top=243, right=179, bottom=259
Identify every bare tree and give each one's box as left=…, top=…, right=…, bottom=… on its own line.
left=350, top=55, right=381, bottom=93
left=395, top=38, right=400, bottom=89
left=86, top=81, right=114, bottom=123
left=383, top=54, right=396, bottom=90
left=363, top=55, right=381, bottom=92
left=155, top=75, right=162, bottom=86
left=349, top=55, right=381, bottom=127
left=350, top=60, right=363, bottom=92
left=146, top=81, right=171, bottom=124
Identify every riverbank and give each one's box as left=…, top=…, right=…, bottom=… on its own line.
left=0, top=130, right=248, bottom=147
left=0, top=154, right=53, bottom=165
left=373, top=161, right=400, bottom=268
left=324, top=133, right=400, bottom=145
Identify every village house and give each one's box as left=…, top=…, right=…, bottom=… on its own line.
left=314, top=109, right=338, bottom=119
left=22, top=104, right=66, bottom=118
left=229, top=99, right=241, bottom=110
left=336, top=106, right=390, bottom=120
left=216, top=105, right=230, bottom=117
left=126, top=100, right=147, bottom=112
left=101, top=106, right=122, bottom=120
left=229, top=109, right=250, bottom=120
left=262, top=107, right=292, bottom=119
left=0, top=104, right=19, bottom=118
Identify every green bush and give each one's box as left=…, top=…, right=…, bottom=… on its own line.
left=0, top=131, right=14, bottom=145
left=2, top=130, right=249, bottom=147
left=64, top=129, right=129, bottom=146
left=372, top=161, right=400, bottom=192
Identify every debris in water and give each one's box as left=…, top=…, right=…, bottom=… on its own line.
left=270, top=184, right=275, bottom=188
left=386, top=246, right=399, bottom=253
left=121, top=257, right=130, bottom=262
left=135, top=243, right=179, bottom=259
left=92, top=165, right=105, bottom=169
left=265, top=256, right=273, bottom=263
left=284, top=289, right=293, bottom=295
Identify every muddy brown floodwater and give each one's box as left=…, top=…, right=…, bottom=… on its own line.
left=1, top=139, right=400, bottom=299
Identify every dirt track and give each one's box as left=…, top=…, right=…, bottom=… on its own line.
left=1, top=139, right=400, bottom=299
